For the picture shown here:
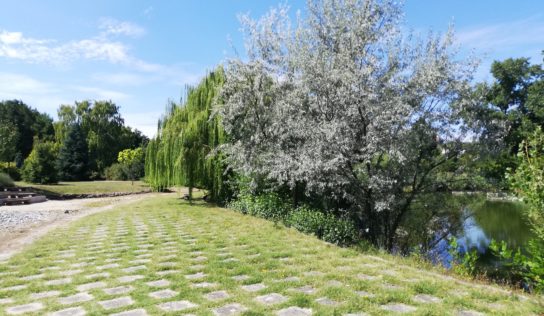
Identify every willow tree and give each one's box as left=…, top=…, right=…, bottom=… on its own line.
left=219, top=0, right=478, bottom=250
left=145, top=69, right=229, bottom=202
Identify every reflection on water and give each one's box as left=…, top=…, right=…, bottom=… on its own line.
left=433, top=200, right=533, bottom=267
left=461, top=201, right=533, bottom=253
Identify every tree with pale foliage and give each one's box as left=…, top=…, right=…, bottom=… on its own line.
left=219, top=0, right=478, bottom=250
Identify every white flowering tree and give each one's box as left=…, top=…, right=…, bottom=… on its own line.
left=219, top=0, right=477, bottom=250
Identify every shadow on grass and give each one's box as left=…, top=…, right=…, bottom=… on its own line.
left=18, top=186, right=63, bottom=199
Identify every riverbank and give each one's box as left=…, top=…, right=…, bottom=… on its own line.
left=1, top=195, right=541, bottom=315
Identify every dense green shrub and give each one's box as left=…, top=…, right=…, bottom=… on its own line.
left=0, top=162, right=21, bottom=181
left=22, top=141, right=58, bottom=184
left=321, top=216, right=359, bottom=246
left=287, top=206, right=327, bottom=236
left=117, top=148, right=145, bottom=182
left=287, top=206, right=359, bottom=246
left=104, top=163, right=129, bottom=181
left=0, top=172, right=14, bottom=187
left=229, top=192, right=359, bottom=246
left=229, top=192, right=290, bottom=223
left=488, top=127, right=544, bottom=292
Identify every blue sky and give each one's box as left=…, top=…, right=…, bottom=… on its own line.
left=1, top=1, right=543, bottom=136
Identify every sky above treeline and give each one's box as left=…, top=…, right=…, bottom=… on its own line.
left=1, top=0, right=543, bottom=137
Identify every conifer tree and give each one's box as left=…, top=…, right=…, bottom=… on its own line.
left=57, top=123, right=89, bottom=181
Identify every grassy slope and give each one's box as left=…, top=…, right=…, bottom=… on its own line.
left=0, top=196, right=542, bottom=315
left=14, top=181, right=150, bottom=196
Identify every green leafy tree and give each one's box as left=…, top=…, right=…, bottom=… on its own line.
left=488, top=127, right=544, bottom=292
left=57, top=123, right=89, bottom=181
left=53, top=104, right=78, bottom=144
left=146, top=69, right=230, bottom=202
left=464, top=57, right=544, bottom=187
left=22, top=141, right=58, bottom=184
left=54, top=100, right=148, bottom=178
left=0, top=121, right=20, bottom=163
left=0, top=100, right=54, bottom=161
left=117, top=147, right=145, bottom=184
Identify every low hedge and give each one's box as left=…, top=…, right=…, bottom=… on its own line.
left=229, top=192, right=360, bottom=246
left=0, top=172, right=15, bottom=187
left=0, top=162, right=21, bottom=181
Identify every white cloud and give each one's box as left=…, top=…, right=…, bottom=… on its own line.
left=457, top=16, right=544, bottom=52
left=0, top=31, right=23, bottom=44
left=0, top=19, right=204, bottom=88
left=91, top=72, right=152, bottom=86
left=0, top=72, right=132, bottom=113
left=99, top=18, right=146, bottom=38
left=124, top=111, right=162, bottom=137
left=72, top=86, right=131, bottom=100
left=0, top=72, right=56, bottom=95
left=0, top=72, right=68, bottom=112
left=0, top=18, right=146, bottom=66
left=0, top=29, right=131, bottom=65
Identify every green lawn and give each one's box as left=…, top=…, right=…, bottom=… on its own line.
left=15, top=181, right=150, bottom=197
left=0, top=196, right=542, bottom=315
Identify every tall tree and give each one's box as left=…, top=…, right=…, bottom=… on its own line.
left=54, top=100, right=148, bottom=178
left=57, top=123, right=89, bottom=181
left=118, top=147, right=145, bottom=184
left=0, top=121, right=20, bottom=164
left=0, top=100, right=54, bottom=161
left=220, top=0, right=476, bottom=250
left=464, top=56, right=544, bottom=187
left=22, top=141, right=58, bottom=184
left=146, top=69, right=230, bottom=202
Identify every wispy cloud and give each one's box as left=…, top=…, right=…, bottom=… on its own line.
left=0, top=20, right=201, bottom=83
left=142, top=6, right=154, bottom=18
left=0, top=17, right=148, bottom=67
left=0, top=72, right=57, bottom=95
left=124, top=111, right=163, bottom=137
left=72, top=86, right=131, bottom=100
left=0, top=30, right=130, bottom=65
left=0, top=72, right=68, bottom=112
left=457, top=16, right=544, bottom=53
left=0, top=72, right=132, bottom=112
left=99, top=18, right=146, bottom=38
left=91, top=72, right=153, bottom=86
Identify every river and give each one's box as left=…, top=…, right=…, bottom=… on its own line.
left=432, top=199, right=533, bottom=269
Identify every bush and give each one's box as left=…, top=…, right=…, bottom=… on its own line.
left=287, top=206, right=359, bottom=246
left=0, top=172, right=14, bottom=187
left=0, top=162, right=21, bottom=181
left=22, top=141, right=58, bottom=184
left=104, top=163, right=128, bottom=181
left=229, top=192, right=359, bottom=246
left=287, top=206, right=327, bottom=236
left=321, top=216, right=360, bottom=246
left=228, top=192, right=291, bottom=223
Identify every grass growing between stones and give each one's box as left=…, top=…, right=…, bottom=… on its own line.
left=0, top=196, right=542, bottom=315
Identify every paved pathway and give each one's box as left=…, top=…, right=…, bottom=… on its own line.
left=0, top=198, right=541, bottom=315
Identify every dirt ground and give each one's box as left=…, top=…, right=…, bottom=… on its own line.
left=0, top=192, right=170, bottom=261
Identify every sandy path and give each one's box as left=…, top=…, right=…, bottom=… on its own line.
left=0, top=192, right=171, bottom=261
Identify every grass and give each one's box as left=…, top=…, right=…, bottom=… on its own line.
left=14, top=181, right=150, bottom=197
left=0, top=196, right=542, bottom=315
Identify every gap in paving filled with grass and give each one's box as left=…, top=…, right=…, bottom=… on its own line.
left=0, top=196, right=542, bottom=315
